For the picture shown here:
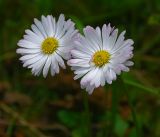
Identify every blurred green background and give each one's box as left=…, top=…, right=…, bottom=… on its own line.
left=0, top=0, right=160, bottom=137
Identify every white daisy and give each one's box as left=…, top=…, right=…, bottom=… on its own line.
left=68, top=24, right=134, bottom=94
left=17, top=14, right=77, bottom=77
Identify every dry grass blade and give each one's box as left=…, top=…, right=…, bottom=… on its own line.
left=0, top=103, right=51, bottom=137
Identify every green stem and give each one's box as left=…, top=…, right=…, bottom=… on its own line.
left=104, top=84, right=118, bottom=137
left=82, top=91, right=91, bottom=137
left=125, top=90, right=141, bottom=137
left=110, top=83, right=118, bottom=135
left=121, top=77, right=141, bottom=137
left=7, top=118, right=16, bottom=137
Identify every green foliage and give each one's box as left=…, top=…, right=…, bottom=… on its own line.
left=0, top=0, right=160, bottom=137
left=58, top=110, right=80, bottom=128
left=114, top=115, right=129, bottom=137
left=122, top=73, right=160, bottom=95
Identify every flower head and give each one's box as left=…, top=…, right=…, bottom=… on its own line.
left=68, top=24, right=134, bottom=94
left=17, top=14, right=77, bottom=77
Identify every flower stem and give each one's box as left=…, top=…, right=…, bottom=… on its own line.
left=125, top=89, right=141, bottom=137
left=121, top=77, right=141, bottom=137
left=104, top=84, right=118, bottom=137
left=82, top=91, right=91, bottom=137
left=110, top=83, right=118, bottom=135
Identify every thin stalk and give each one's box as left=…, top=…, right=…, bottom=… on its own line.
left=110, top=84, right=118, bottom=136
left=103, top=83, right=118, bottom=136
left=125, top=90, right=141, bottom=137
left=121, top=77, right=141, bottom=137
left=6, top=119, right=16, bottom=137
left=82, top=91, right=91, bottom=137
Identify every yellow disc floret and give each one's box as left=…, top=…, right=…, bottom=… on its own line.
left=41, top=37, right=58, bottom=55
left=93, top=50, right=111, bottom=67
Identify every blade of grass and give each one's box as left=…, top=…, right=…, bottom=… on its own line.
left=6, top=118, right=16, bottom=137
left=123, top=79, right=159, bottom=95
left=0, top=103, right=49, bottom=137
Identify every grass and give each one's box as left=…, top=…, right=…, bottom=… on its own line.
left=0, top=0, right=160, bottom=137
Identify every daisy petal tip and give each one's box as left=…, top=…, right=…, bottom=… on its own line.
left=128, top=39, right=134, bottom=45
left=43, top=72, right=48, bottom=78
left=131, top=62, right=134, bottom=66
left=16, top=49, right=20, bottom=54
left=60, top=13, right=64, bottom=16
left=41, top=15, right=45, bottom=18
left=123, top=30, right=126, bottom=33
left=85, top=26, right=94, bottom=32
left=34, top=18, right=38, bottom=22
left=73, top=76, right=78, bottom=80
left=88, top=91, right=93, bottom=95
left=22, top=64, right=27, bottom=68
left=67, top=60, right=71, bottom=66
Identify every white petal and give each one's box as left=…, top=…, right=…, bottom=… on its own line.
left=102, top=24, right=112, bottom=50
left=51, top=55, right=59, bottom=73
left=74, top=67, right=91, bottom=75
left=86, top=84, right=95, bottom=94
left=108, top=29, right=118, bottom=50
left=56, top=50, right=71, bottom=60
left=47, top=15, right=54, bottom=36
left=74, top=73, right=84, bottom=80
left=58, top=19, right=75, bottom=39
left=31, top=24, right=45, bottom=39
left=67, top=59, right=90, bottom=67
left=55, top=14, right=65, bottom=38
left=16, top=48, right=41, bottom=54
left=34, top=18, right=47, bottom=38
left=81, top=67, right=98, bottom=86
left=74, top=40, right=94, bottom=55
left=23, top=54, right=43, bottom=67
left=71, top=50, right=90, bottom=59
left=55, top=53, right=66, bottom=69
left=96, top=26, right=101, bottom=41
left=83, top=26, right=101, bottom=50
left=25, top=29, right=44, bottom=41
left=50, top=15, right=56, bottom=35
left=43, top=57, right=51, bottom=77
left=90, top=68, right=101, bottom=87
left=23, top=34, right=42, bottom=45
left=113, top=31, right=126, bottom=50
left=100, top=70, right=106, bottom=86
left=17, top=40, right=40, bottom=49
left=41, top=15, right=50, bottom=37
left=50, top=66, right=56, bottom=76
left=31, top=56, right=48, bottom=76
left=111, top=39, right=134, bottom=54
left=19, top=53, right=40, bottom=61
left=124, top=61, right=134, bottom=66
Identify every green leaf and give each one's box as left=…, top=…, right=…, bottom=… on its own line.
left=148, top=14, right=160, bottom=25
left=69, top=15, right=84, bottom=33
left=71, top=127, right=87, bottom=137
left=129, top=128, right=137, bottom=137
left=57, top=110, right=79, bottom=128
left=114, top=115, right=128, bottom=137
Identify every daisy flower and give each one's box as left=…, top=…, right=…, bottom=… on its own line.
left=68, top=24, right=134, bottom=94
left=17, top=14, right=77, bottom=77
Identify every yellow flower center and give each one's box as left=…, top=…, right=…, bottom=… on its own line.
left=41, top=37, right=59, bottom=55
left=93, top=50, right=111, bottom=67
